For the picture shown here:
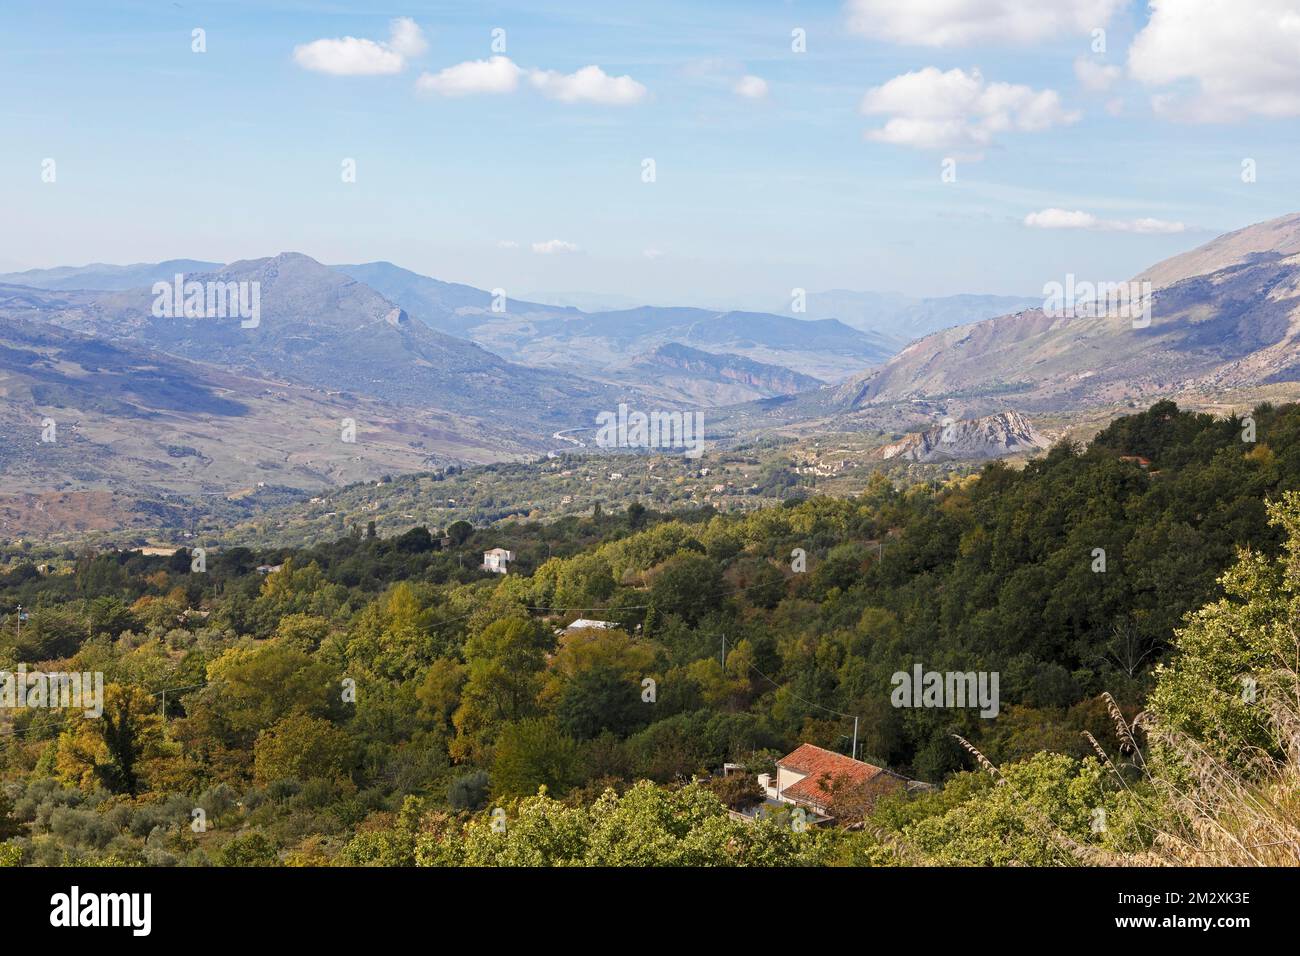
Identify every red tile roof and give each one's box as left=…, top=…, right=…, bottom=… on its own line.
left=777, top=744, right=898, bottom=809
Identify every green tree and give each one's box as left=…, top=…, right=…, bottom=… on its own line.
left=491, top=718, right=583, bottom=798
left=253, top=714, right=351, bottom=784
left=648, top=552, right=725, bottom=626
left=1148, top=491, right=1300, bottom=769
left=345, top=582, right=439, bottom=681
left=215, top=832, right=280, bottom=867
left=452, top=617, right=551, bottom=757
left=902, top=752, right=1111, bottom=865
left=55, top=683, right=165, bottom=795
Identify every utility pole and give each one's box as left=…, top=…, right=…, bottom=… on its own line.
left=15, top=605, right=21, bottom=644
left=852, top=716, right=859, bottom=761
left=721, top=635, right=726, bottom=670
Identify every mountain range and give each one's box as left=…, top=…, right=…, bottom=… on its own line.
left=6, top=213, right=1300, bottom=538
left=789, top=289, right=1042, bottom=342
left=333, top=261, right=894, bottom=383
left=834, top=213, right=1300, bottom=416
left=713, top=213, right=1300, bottom=439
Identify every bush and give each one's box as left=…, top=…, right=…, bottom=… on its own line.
left=448, top=771, right=490, bottom=811
left=214, top=832, right=279, bottom=867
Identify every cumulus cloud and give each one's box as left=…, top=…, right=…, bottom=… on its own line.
left=416, top=60, right=647, bottom=104
left=1074, top=56, right=1121, bottom=93
left=860, top=67, right=1079, bottom=152
left=844, top=0, right=1122, bottom=47
left=417, top=56, right=522, bottom=96
left=529, top=65, right=647, bottom=105
left=532, top=239, right=581, bottom=255
left=387, top=17, right=428, bottom=58
left=1128, top=0, right=1300, bottom=121
left=293, top=17, right=426, bottom=76
left=1024, top=208, right=1186, bottom=234
left=733, top=75, right=769, bottom=99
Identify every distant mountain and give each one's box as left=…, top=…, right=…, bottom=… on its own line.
left=0, top=253, right=642, bottom=434
left=790, top=290, right=1042, bottom=344
left=618, top=342, right=823, bottom=404
left=1136, top=213, right=1300, bottom=289
left=879, top=410, right=1050, bottom=463
left=0, top=312, right=527, bottom=537
left=518, top=290, right=648, bottom=312
left=0, top=259, right=221, bottom=291
left=822, top=213, right=1300, bottom=416
left=336, top=261, right=893, bottom=382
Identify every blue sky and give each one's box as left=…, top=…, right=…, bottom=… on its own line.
left=3, top=0, right=1299, bottom=306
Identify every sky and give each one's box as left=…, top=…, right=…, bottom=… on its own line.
left=3, top=0, right=1300, bottom=308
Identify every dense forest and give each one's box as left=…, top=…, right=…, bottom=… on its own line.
left=1, top=400, right=1298, bottom=866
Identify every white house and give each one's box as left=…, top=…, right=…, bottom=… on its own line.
left=758, top=743, right=911, bottom=819
left=561, top=618, right=616, bottom=634
left=482, top=548, right=515, bottom=574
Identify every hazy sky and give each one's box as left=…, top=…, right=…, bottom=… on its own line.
left=3, top=0, right=1299, bottom=307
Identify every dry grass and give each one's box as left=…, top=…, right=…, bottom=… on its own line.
left=943, top=670, right=1300, bottom=868
left=1140, top=671, right=1300, bottom=866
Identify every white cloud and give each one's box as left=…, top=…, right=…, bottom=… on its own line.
left=1025, top=208, right=1098, bottom=229
left=845, top=0, right=1122, bottom=47
left=860, top=67, right=1079, bottom=152
left=1074, top=56, right=1121, bottom=93
left=733, top=75, right=769, bottom=99
left=294, top=17, right=427, bottom=76
left=417, top=56, right=522, bottom=96
left=387, top=17, right=428, bottom=58
left=529, top=65, right=647, bottom=105
left=496, top=240, right=520, bottom=249
left=1128, top=0, right=1300, bottom=121
left=1024, top=208, right=1186, bottom=234
left=294, top=37, right=404, bottom=76
left=532, top=239, right=581, bottom=255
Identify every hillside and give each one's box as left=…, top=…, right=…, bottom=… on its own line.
left=615, top=342, right=823, bottom=404
left=3, top=400, right=1298, bottom=870
left=0, top=259, right=221, bottom=291
left=0, top=254, right=643, bottom=434
left=339, top=261, right=893, bottom=382
left=0, top=313, right=529, bottom=538
left=809, top=214, right=1300, bottom=420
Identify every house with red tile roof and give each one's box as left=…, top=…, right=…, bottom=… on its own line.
left=759, top=743, right=912, bottom=819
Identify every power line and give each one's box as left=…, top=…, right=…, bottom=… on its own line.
left=715, top=633, right=862, bottom=759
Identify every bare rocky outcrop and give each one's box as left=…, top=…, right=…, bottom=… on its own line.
left=879, top=410, right=1050, bottom=463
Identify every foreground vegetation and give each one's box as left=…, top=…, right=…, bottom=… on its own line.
left=1, top=401, right=1297, bottom=866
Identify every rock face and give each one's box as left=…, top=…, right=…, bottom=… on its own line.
left=879, top=410, right=1049, bottom=463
